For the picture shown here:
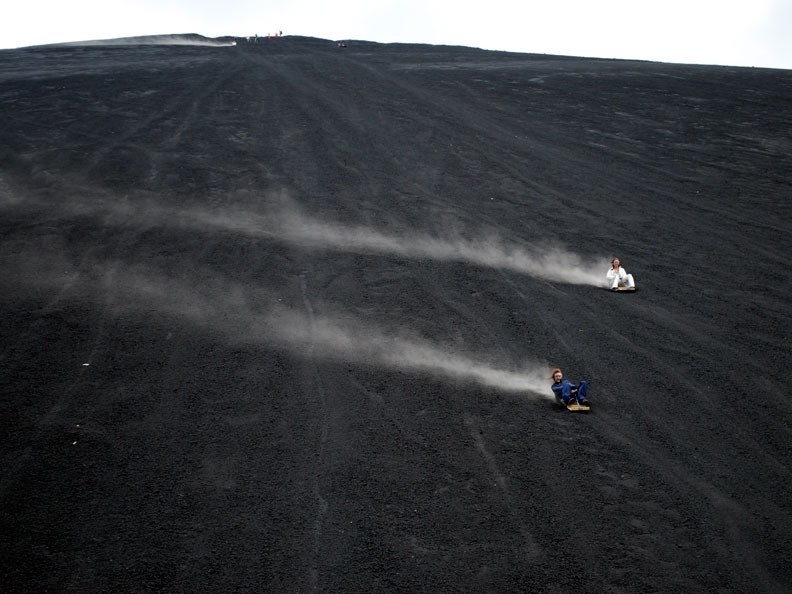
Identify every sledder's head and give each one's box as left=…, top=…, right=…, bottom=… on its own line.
left=611, top=258, right=620, bottom=269
left=551, top=368, right=563, bottom=382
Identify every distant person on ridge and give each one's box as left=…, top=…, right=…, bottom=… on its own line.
left=607, top=257, right=635, bottom=290
left=550, top=368, right=590, bottom=407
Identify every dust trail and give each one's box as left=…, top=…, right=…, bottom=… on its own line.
left=103, top=266, right=555, bottom=398
left=187, top=201, right=608, bottom=287
left=2, top=189, right=608, bottom=286
left=265, top=306, right=553, bottom=396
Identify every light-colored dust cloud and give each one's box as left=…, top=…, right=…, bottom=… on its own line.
left=1, top=189, right=608, bottom=286
left=265, top=306, right=553, bottom=396
left=184, top=197, right=608, bottom=287
left=88, top=264, right=555, bottom=399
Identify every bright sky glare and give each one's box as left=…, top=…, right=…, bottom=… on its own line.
left=3, top=0, right=791, bottom=69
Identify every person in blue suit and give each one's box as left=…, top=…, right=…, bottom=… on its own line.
left=550, top=368, right=590, bottom=406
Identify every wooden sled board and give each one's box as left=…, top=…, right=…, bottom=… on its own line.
left=612, top=286, right=637, bottom=292
left=566, top=402, right=591, bottom=412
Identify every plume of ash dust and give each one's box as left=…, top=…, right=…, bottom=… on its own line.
left=113, top=269, right=553, bottom=398
left=260, top=306, right=553, bottom=398
left=186, top=203, right=608, bottom=287
left=23, top=191, right=606, bottom=287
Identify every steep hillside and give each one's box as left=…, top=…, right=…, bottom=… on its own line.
left=1, top=37, right=791, bottom=592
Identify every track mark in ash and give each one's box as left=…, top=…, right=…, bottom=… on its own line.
left=465, top=415, right=508, bottom=491
left=299, top=272, right=330, bottom=591
left=464, top=414, right=542, bottom=560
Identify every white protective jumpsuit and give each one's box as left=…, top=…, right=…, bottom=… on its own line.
left=607, top=266, right=635, bottom=289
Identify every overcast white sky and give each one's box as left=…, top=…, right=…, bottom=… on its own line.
left=3, top=0, right=791, bottom=69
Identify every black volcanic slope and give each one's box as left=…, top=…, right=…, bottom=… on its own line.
left=1, top=36, right=791, bottom=593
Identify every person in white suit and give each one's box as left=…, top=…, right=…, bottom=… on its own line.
left=606, top=257, right=635, bottom=290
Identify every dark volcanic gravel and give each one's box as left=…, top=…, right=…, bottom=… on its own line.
left=1, top=36, right=791, bottom=593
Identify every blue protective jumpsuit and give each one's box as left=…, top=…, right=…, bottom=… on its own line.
left=551, top=379, right=589, bottom=405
